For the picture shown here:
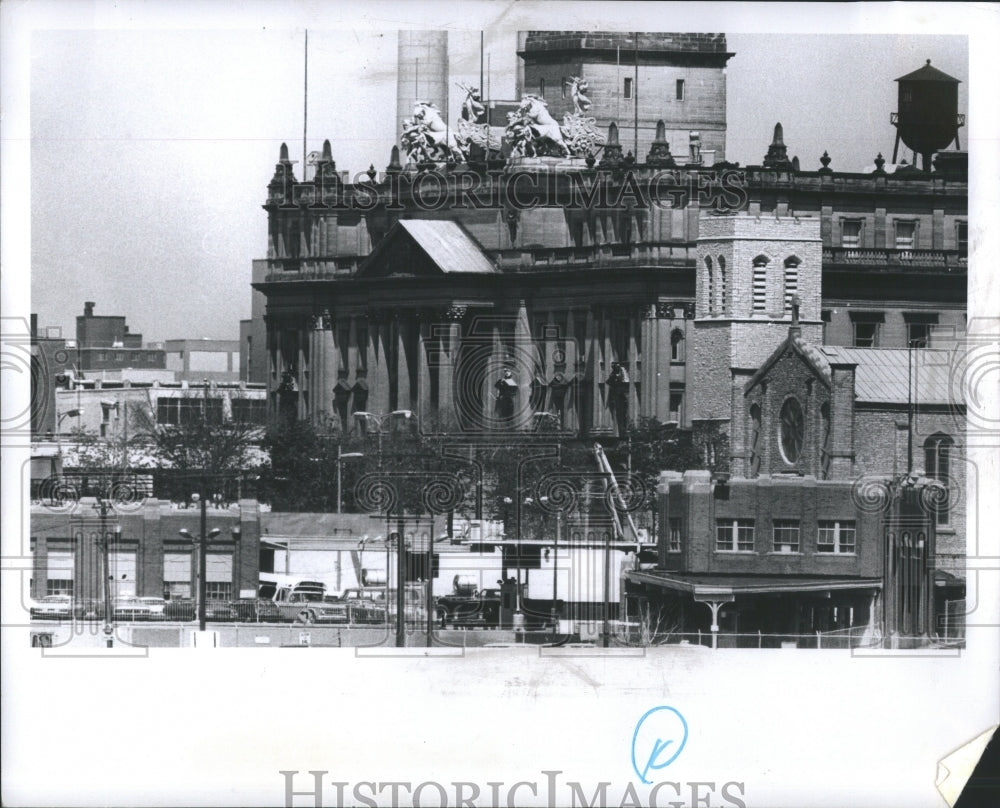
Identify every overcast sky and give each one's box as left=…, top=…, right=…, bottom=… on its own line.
left=22, top=4, right=972, bottom=344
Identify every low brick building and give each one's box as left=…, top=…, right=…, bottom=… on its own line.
left=30, top=499, right=261, bottom=605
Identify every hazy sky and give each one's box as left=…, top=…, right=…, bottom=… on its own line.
left=24, top=4, right=971, bottom=344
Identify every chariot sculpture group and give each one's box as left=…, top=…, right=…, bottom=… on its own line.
left=400, top=77, right=603, bottom=166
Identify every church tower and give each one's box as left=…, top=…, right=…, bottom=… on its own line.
left=687, top=212, right=823, bottom=431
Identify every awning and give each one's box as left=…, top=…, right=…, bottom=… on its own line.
left=627, top=570, right=882, bottom=599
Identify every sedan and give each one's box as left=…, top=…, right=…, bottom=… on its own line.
left=30, top=595, right=73, bottom=620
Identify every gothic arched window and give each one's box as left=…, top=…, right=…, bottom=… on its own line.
left=779, top=397, right=804, bottom=465
left=820, top=401, right=832, bottom=479
left=749, top=403, right=762, bottom=477
left=783, top=256, right=801, bottom=315
left=704, top=256, right=714, bottom=315
left=752, top=255, right=769, bottom=313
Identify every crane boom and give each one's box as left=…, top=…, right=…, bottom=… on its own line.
left=592, top=443, right=642, bottom=546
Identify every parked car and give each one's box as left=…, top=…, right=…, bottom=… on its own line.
left=113, top=596, right=166, bottom=621
left=164, top=598, right=196, bottom=621
left=30, top=595, right=73, bottom=620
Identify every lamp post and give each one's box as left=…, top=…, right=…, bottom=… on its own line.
left=93, top=498, right=119, bottom=647
left=336, top=445, right=364, bottom=513
left=355, top=410, right=412, bottom=647
left=540, top=496, right=561, bottom=635
left=179, top=484, right=221, bottom=632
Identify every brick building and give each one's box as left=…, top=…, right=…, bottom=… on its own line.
left=30, top=498, right=260, bottom=605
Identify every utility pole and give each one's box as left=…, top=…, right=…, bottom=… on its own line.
left=396, top=514, right=406, bottom=648
left=94, top=498, right=116, bottom=648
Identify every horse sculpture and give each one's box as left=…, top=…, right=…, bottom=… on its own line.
left=508, top=94, right=569, bottom=157
left=412, top=102, right=466, bottom=161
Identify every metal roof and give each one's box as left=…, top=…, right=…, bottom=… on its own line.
left=396, top=219, right=497, bottom=275
left=819, top=346, right=961, bottom=405
left=628, top=570, right=881, bottom=596
left=895, top=60, right=961, bottom=83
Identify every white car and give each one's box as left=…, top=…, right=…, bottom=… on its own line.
left=113, top=596, right=167, bottom=621
left=30, top=595, right=73, bottom=620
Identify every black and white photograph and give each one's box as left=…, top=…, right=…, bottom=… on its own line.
left=2, top=2, right=998, bottom=806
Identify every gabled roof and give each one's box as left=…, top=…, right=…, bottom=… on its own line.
left=744, top=331, right=832, bottom=394
left=818, top=346, right=960, bottom=405
left=358, top=219, right=497, bottom=277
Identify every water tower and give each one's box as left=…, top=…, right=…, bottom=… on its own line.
left=891, top=59, right=964, bottom=171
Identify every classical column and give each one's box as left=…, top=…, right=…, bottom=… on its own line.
left=370, top=311, right=391, bottom=416
left=416, top=313, right=433, bottom=428
left=395, top=314, right=412, bottom=413
left=513, top=300, right=535, bottom=431
left=437, top=305, right=465, bottom=432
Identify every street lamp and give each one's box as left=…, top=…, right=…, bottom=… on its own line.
left=540, top=495, right=562, bottom=635
left=179, top=490, right=221, bottom=632
left=354, top=410, right=413, bottom=647
left=336, top=446, right=364, bottom=513
left=92, top=498, right=120, bottom=647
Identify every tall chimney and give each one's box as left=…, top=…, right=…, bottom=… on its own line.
left=397, top=31, right=449, bottom=149
left=84, top=301, right=95, bottom=317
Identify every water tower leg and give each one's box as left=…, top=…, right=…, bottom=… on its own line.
left=892, top=131, right=901, bottom=164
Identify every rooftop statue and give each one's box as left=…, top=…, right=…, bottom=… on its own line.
left=455, top=83, right=502, bottom=154
left=401, top=101, right=467, bottom=164
left=458, top=82, right=486, bottom=123
left=505, top=94, right=570, bottom=157
left=565, top=76, right=592, bottom=115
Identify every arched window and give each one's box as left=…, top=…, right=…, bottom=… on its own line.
left=820, top=401, right=831, bottom=479
left=784, top=256, right=800, bottom=315
left=717, top=255, right=727, bottom=314
left=752, top=255, right=769, bottom=313
left=704, top=256, right=714, bottom=315
left=924, top=433, right=954, bottom=525
left=670, top=329, right=685, bottom=362
left=779, top=397, right=804, bottom=465
left=749, top=403, right=762, bottom=477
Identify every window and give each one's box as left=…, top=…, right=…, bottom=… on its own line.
left=705, top=256, right=714, bottom=314
left=716, top=519, right=755, bottom=552
left=772, top=520, right=800, bottom=553
left=752, top=256, right=769, bottom=313
left=670, top=329, right=685, bottom=362
left=669, top=387, right=684, bottom=423
left=783, top=257, right=800, bottom=315
left=539, top=77, right=546, bottom=97
left=205, top=582, right=232, bottom=601
left=717, top=255, right=727, bottom=314
left=850, top=313, right=884, bottom=348
left=163, top=553, right=191, bottom=599
left=749, top=403, right=762, bottom=477
left=956, top=221, right=968, bottom=257
left=779, top=397, right=804, bottom=464
left=47, top=550, right=74, bottom=595
left=905, top=314, right=938, bottom=348
left=817, top=521, right=856, bottom=554
left=46, top=579, right=74, bottom=596
left=821, top=310, right=832, bottom=342
left=668, top=518, right=682, bottom=552
left=894, top=220, right=916, bottom=250
left=675, top=79, right=685, bottom=100
left=924, top=433, right=954, bottom=526
left=231, top=398, right=267, bottom=424
left=820, top=402, right=831, bottom=480
left=623, top=77, right=633, bottom=99
left=841, top=220, right=862, bottom=248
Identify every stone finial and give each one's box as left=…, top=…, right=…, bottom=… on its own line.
left=791, top=155, right=800, bottom=172
left=874, top=152, right=886, bottom=174
left=366, top=164, right=377, bottom=182
left=279, top=142, right=289, bottom=162
left=387, top=145, right=402, bottom=174
left=646, top=119, right=676, bottom=167
left=599, top=122, right=624, bottom=168
left=322, top=139, right=332, bottom=161
left=763, top=122, right=792, bottom=169
left=819, top=151, right=832, bottom=173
